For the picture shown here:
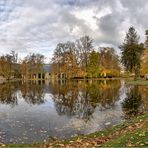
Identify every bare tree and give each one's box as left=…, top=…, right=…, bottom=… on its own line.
left=76, top=36, right=93, bottom=74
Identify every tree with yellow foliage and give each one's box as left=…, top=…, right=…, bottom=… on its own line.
left=140, top=49, right=148, bottom=75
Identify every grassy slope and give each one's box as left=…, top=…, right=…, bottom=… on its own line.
left=102, top=117, right=148, bottom=147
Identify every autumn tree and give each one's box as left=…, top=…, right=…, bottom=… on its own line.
left=20, top=60, right=29, bottom=79
left=140, top=48, right=148, bottom=75
left=87, top=51, right=100, bottom=77
left=52, top=41, right=79, bottom=78
left=52, top=36, right=121, bottom=78
left=120, top=26, right=144, bottom=79
left=20, top=53, right=45, bottom=79
left=0, top=51, right=18, bottom=79
left=99, top=47, right=120, bottom=77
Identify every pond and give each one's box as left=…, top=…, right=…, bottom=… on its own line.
left=0, top=80, right=147, bottom=144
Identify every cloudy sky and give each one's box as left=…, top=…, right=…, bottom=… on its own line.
left=0, top=0, right=148, bottom=62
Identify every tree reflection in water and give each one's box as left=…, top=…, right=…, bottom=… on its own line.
left=20, top=80, right=45, bottom=104
left=139, top=86, right=148, bottom=111
left=52, top=80, right=121, bottom=121
left=0, top=81, right=45, bottom=106
left=122, top=86, right=142, bottom=119
left=0, top=82, right=19, bottom=107
left=0, top=80, right=147, bottom=121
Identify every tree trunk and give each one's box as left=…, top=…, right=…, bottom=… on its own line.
left=134, top=66, right=140, bottom=81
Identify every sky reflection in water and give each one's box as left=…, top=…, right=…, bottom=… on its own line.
left=0, top=80, right=147, bottom=144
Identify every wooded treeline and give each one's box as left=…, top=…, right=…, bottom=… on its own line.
left=20, top=53, right=45, bottom=79
left=0, top=52, right=45, bottom=80
left=51, top=36, right=120, bottom=78
left=0, top=26, right=147, bottom=80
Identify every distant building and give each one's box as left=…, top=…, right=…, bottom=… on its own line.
left=28, top=64, right=54, bottom=80
left=22, top=64, right=54, bottom=80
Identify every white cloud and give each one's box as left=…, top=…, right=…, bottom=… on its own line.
left=0, top=0, right=148, bottom=62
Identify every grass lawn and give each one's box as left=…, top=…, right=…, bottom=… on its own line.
left=126, top=79, right=148, bottom=86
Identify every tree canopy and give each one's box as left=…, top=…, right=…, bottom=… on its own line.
left=120, top=26, right=144, bottom=79
left=51, top=36, right=121, bottom=78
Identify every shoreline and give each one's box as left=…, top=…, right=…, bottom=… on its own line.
left=0, top=77, right=147, bottom=83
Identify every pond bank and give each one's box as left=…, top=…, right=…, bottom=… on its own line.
left=4, top=114, right=148, bottom=147
left=126, top=79, right=148, bottom=86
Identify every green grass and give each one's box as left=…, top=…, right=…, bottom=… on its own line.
left=102, top=121, right=148, bottom=147
left=126, top=79, right=148, bottom=86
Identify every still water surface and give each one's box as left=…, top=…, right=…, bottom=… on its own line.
left=0, top=80, right=147, bottom=144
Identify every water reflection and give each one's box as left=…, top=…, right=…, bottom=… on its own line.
left=0, top=81, right=45, bottom=106
left=122, top=85, right=147, bottom=118
left=139, top=86, right=148, bottom=110
left=0, top=80, right=147, bottom=118
left=122, top=86, right=142, bottom=118
left=0, top=82, right=19, bottom=107
left=52, top=80, right=121, bottom=121
left=0, top=80, right=147, bottom=144
left=20, top=81, right=45, bottom=105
